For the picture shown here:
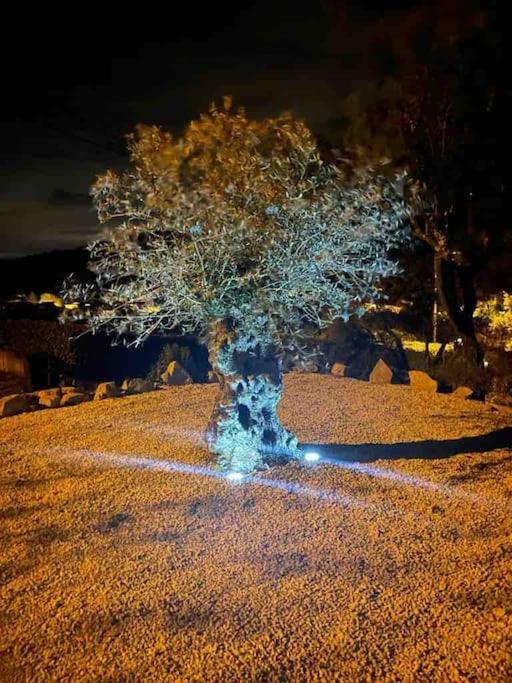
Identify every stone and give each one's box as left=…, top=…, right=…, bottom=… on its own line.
left=147, top=342, right=205, bottom=384
left=39, top=292, right=64, bottom=307
left=94, top=381, right=119, bottom=400
left=160, top=361, right=193, bottom=386
left=409, top=370, right=438, bottom=392
left=369, top=359, right=393, bottom=384
left=121, top=378, right=153, bottom=394
left=60, top=386, right=78, bottom=394
left=60, top=392, right=89, bottom=407
left=453, top=386, right=473, bottom=399
left=331, top=362, right=346, bottom=377
left=37, top=388, right=62, bottom=408
left=0, top=393, right=32, bottom=417
left=318, top=321, right=409, bottom=384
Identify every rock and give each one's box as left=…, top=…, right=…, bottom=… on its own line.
left=121, top=378, right=153, bottom=394
left=369, top=359, right=393, bottom=384
left=147, top=342, right=206, bottom=384
left=208, top=370, right=219, bottom=383
left=319, top=321, right=409, bottom=384
left=409, top=370, right=438, bottom=392
left=39, top=292, right=64, bottom=307
left=60, top=386, right=78, bottom=394
left=453, top=386, right=473, bottom=399
left=36, top=388, right=62, bottom=408
left=94, top=381, right=119, bottom=400
left=60, top=392, right=89, bottom=407
left=160, top=361, right=193, bottom=386
left=331, top=362, right=346, bottom=377
left=0, top=393, right=32, bottom=417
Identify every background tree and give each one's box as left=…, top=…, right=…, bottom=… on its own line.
left=65, top=101, right=409, bottom=473
left=340, top=80, right=406, bottom=169
left=341, top=10, right=508, bottom=393
left=403, top=24, right=506, bottom=372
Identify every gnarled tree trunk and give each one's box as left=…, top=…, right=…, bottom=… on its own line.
left=205, top=321, right=299, bottom=472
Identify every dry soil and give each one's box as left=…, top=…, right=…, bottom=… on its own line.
left=0, top=374, right=511, bottom=682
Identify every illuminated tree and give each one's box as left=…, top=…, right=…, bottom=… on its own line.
left=475, top=293, right=512, bottom=352
left=65, top=101, right=410, bottom=472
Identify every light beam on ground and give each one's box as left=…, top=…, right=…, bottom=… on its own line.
left=48, top=448, right=364, bottom=509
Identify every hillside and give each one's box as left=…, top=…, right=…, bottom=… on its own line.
left=0, top=248, right=91, bottom=299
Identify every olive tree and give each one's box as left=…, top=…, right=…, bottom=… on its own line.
left=65, top=101, right=410, bottom=473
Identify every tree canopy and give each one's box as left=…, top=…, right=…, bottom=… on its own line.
left=66, top=101, right=410, bottom=354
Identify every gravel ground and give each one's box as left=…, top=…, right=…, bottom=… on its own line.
left=0, top=374, right=511, bottom=682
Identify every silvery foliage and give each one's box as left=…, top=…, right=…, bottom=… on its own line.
left=64, top=101, right=411, bottom=349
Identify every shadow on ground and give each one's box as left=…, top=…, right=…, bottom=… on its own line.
left=301, top=426, right=512, bottom=462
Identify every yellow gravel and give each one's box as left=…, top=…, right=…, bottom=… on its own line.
left=0, top=374, right=511, bottom=682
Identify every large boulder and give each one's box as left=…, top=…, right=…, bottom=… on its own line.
left=37, top=388, right=62, bottom=408
left=147, top=342, right=206, bottom=383
left=369, top=359, right=393, bottom=384
left=0, top=393, right=32, bottom=417
left=409, top=370, right=438, bottom=392
left=319, top=321, right=409, bottom=384
left=121, top=377, right=153, bottom=394
left=160, top=361, right=193, bottom=386
left=94, top=381, right=119, bottom=400
left=60, top=392, right=89, bottom=407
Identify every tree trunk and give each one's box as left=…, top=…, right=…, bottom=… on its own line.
left=435, top=256, right=478, bottom=341
left=205, top=321, right=299, bottom=472
left=434, top=255, right=486, bottom=394
left=432, top=251, right=438, bottom=343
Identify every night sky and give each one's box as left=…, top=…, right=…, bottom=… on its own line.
left=0, top=0, right=486, bottom=258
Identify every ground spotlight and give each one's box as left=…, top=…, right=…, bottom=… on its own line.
left=226, top=471, right=246, bottom=482
left=304, top=451, right=320, bottom=463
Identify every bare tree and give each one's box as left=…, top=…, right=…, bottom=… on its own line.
left=65, top=101, right=410, bottom=472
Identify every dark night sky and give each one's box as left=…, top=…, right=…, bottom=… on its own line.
left=0, top=0, right=486, bottom=258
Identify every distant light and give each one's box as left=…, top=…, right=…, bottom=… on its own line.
left=484, top=360, right=489, bottom=367
left=304, top=451, right=320, bottom=463
left=226, top=471, right=245, bottom=482
left=456, top=337, right=463, bottom=343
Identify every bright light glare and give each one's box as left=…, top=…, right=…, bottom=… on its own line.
left=50, top=448, right=362, bottom=507
left=304, top=451, right=320, bottom=463
left=226, top=471, right=245, bottom=482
